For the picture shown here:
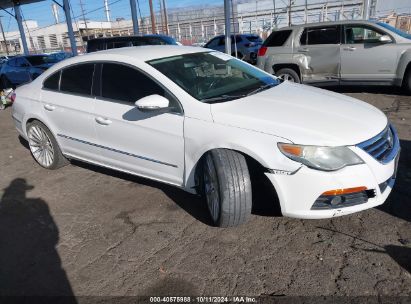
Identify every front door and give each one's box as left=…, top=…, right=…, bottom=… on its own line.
left=340, top=24, right=398, bottom=82
left=93, top=63, right=185, bottom=186
left=298, top=25, right=341, bottom=84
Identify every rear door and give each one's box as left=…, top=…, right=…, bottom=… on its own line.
left=40, top=63, right=99, bottom=161
left=298, top=25, right=341, bottom=84
left=340, top=24, right=398, bottom=82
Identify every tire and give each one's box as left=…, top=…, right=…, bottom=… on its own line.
left=203, top=149, right=252, bottom=227
left=0, top=103, right=5, bottom=110
left=403, top=68, right=411, bottom=94
left=26, top=120, right=69, bottom=170
left=275, top=68, right=301, bottom=83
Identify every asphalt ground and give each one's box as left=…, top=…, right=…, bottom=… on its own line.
left=0, top=86, right=410, bottom=300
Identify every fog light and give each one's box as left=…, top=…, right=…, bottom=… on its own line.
left=330, top=196, right=342, bottom=206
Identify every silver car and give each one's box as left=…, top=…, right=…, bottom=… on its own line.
left=257, top=20, right=411, bottom=92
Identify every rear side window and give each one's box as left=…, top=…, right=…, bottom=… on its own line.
left=60, top=64, right=94, bottom=96
left=43, top=71, right=60, bottom=91
left=264, top=30, right=292, bottom=47
left=300, top=26, right=340, bottom=45
left=101, top=63, right=165, bottom=103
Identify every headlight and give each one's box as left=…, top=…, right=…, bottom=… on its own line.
left=277, top=143, right=364, bottom=171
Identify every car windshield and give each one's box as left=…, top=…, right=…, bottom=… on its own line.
left=147, top=52, right=279, bottom=103
left=26, top=55, right=49, bottom=66
left=377, top=22, right=411, bottom=40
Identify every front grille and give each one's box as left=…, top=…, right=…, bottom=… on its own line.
left=357, top=124, right=399, bottom=164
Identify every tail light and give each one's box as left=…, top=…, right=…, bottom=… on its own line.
left=10, top=92, right=16, bottom=103
left=257, top=46, right=267, bottom=57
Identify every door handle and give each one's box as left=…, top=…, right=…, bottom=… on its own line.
left=95, top=117, right=112, bottom=125
left=44, top=104, right=56, bottom=111
left=298, top=48, right=309, bottom=53
left=343, top=46, right=356, bottom=51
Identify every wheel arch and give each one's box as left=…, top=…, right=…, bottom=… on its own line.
left=189, top=146, right=283, bottom=216
left=400, top=61, right=411, bottom=88
left=23, top=116, right=59, bottom=144
left=396, top=51, right=411, bottom=86
left=187, top=143, right=272, bottom=190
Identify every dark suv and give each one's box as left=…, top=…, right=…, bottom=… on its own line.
left=87, top=35, right=178, bottom=53
left=204, top=34, right=262, bottom=64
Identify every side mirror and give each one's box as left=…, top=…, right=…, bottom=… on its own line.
left=379, top=35, right=392, bottom=43
left=135, top=94, right=169, bottom=112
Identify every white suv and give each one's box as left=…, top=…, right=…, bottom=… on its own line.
left=12, top=46, right=400, bottom=227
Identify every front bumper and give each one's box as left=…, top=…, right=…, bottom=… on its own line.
left=265, top=151, right=399, bottom=220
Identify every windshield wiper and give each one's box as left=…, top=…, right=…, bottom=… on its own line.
left=246, top=83, right=276, bottom=96
left=200, top=94, right=245, bottom=104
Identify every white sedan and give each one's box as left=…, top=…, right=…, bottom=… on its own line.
left=12, top=46, right=400, bottom=227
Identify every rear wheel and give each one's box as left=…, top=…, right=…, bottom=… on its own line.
left=26, top=120, right=69, bottom=170
left=203, top=149, right=252, bottom=227
left=403, top=68, right=411, bottom=93
left=275, top=68, right=301, bottom=83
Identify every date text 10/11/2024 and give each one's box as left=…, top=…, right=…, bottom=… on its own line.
left=149, top=296, right=257, bottom=303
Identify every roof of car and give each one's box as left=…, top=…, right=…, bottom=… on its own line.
left=277, top=19, right=379, bottom=30
left=88, top=34, right=173, bottom=42
left=72, top=45, right=208, bottom=62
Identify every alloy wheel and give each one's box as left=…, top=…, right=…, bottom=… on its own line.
left=278, top=73, right=295, bottom=82
left=204, top=154, right=220, bottom=222
left=28, top=125, right=55, bottom=168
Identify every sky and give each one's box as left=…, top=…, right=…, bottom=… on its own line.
left=2, top=0, right=411, bottom=32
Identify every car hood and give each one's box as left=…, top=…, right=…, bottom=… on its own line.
left=210, top=82, right=387, bottom=146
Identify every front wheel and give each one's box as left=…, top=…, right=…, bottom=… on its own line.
left=26, top=120, right=69, bottom=170
left=203, top=149, right=252, bottom=227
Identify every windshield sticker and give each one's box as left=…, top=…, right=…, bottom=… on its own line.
left=210, top=51, right=232, bottom=61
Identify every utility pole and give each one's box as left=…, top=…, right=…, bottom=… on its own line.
left=148, top=0, right=156, bottom=34
left=363, top=0, right=371, bottom=20
left=224, top=0, right=231, bottom=54
left=272, top=0, right=276, bottom=28
left=79, top=0, right=88, bottom=39
left=162, top=0, right=169, bottom=35
left=0, top=16, right=9, bottom=55
left=104, top=0, right=111, bottom=22
left=159, top=0, right=164, bottom=34
left=288, top=0, right=292, bottom=26
left=304, top=0, right=308, bottom=23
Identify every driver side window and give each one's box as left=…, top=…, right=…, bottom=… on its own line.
left=100, top=63, right=181, bottom=113
left=345, top=25, right=385, bottom=44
